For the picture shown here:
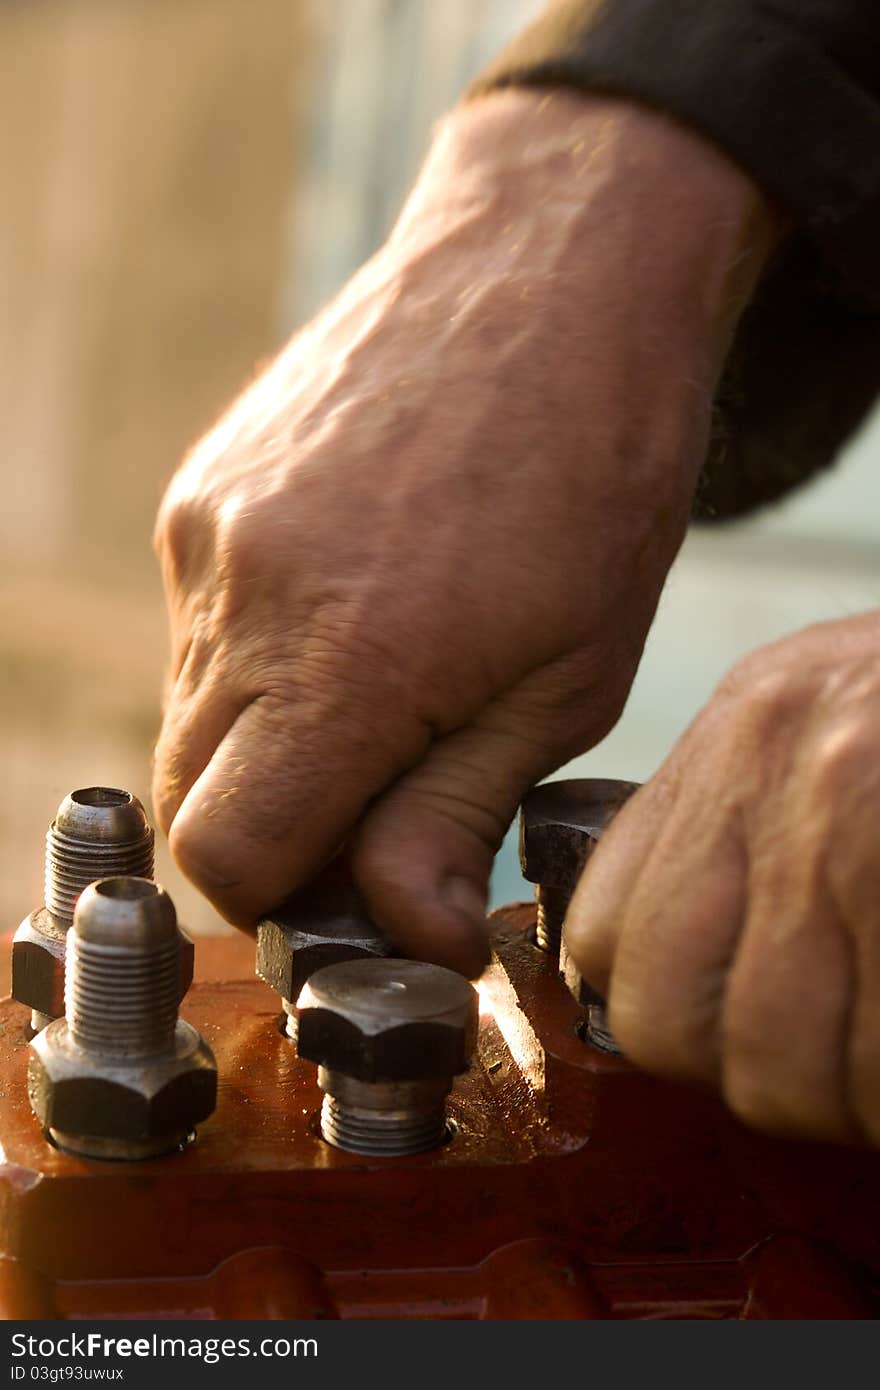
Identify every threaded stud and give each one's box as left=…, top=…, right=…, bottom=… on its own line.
left=317, top=1071, right=450, bottom=1157
left=45, top=787, right=154, bottom=925
left=66, top=878, right=179, bottom=1058
left=534, top=884, right=567, bottom=954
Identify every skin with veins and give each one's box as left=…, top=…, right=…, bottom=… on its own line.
left=151, top=86, right=880, bottom=1150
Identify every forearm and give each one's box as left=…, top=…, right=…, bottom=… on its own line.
left=402, top=90, right=779, bottom=364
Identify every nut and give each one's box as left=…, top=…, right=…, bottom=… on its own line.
left=12, top=911, right=193, bottom=1025
left=296, top=957, right=478, bottom=1083
left=11, top=910, right=66, bottom=1020
left=28, top=1020, right=217, bottom=1151
left=519, top=777, right=640, bottom=894
left=256, top=861, right=393, bottom=1005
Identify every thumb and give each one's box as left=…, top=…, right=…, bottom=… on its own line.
left=351, top=667, right=621, bottom=979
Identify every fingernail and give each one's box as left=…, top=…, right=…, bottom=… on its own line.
left=444, top=875, right=488, bottom=924
left=442, top=876, right=491, bottom=978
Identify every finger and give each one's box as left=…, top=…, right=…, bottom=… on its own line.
left=563, top=775, right=679, bottom=996
left=607, top=821, right=746, bottom=1085
left=352, top=663, right=622, bottom=979
left=567, top=757, right=748, bottom=1085
left=165, top=686, right=424, bottom=929
left=847, top=897, right=880, bottom=1145
left=826, top=812, right=880, bottom=1145
left=719, top=824, right=857, bottom=1142
left=152, top=650, right=250, bottom=837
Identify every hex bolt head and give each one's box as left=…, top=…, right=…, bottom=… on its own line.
left=256, top=861, right=394, bottom=1039
left=12, top=787, right=160, bottom=1031
left=519, top=778, right=640, bottom=953
left=27, top=877, right=216, bottom=1160
left=296, top=958, right=478, bottom=1156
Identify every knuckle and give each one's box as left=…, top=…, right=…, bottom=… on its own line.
left=214, top=495, right=268, bottom=584
left=718, top=658, right=793, bottom=731
left=154, top=484, right=201, bottom=565
left=810, top=716, right=878, bottom=799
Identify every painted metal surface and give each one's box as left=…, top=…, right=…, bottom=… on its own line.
left=0, top=911, right=878, bottom=1319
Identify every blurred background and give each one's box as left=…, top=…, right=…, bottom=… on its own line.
left=1, top=0, right=877, bottom=937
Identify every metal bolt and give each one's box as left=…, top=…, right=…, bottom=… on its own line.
left=519, top=778, right=639, bottom=954
left=256, top=860, right=395, bottom=1042
left=559, top=937, right=620, bottom=1056
left=12, top=787, right=193, bottom=1033
left=296, top=958, right=478, bottom=1157
left=28, top=877, right=216, bottom=1161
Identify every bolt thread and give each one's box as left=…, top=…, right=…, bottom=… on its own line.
left=282, top=1001, right=298, bottom=1044
left=535, top=885, right=568, bottom=954
left=45, top=824, right=154, bottom=924
left=317, top=1069, right=451, bottom=1156
left=320, top=1093, right=447, bottom=1156
left=66, top=931, right=178, bottom=1057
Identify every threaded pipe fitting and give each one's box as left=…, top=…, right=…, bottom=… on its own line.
left=45, top=787, right=154, bottom=926
left=318, top=1071, right=450, bottom=1157
left=66, top=878, right=179, bottom=1058
left=28, top=877, right=217, bottom=1161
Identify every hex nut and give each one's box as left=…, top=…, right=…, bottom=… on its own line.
left=296, top=958, right=478, bottom=1083
left=519, top=778, right=640, bottom=893
left=12, top=910, right=194, bottom=1020
left=11, top=910, right=67, bottom=1018
left=28, top=1019, right=217, bottom=1142
left=256, top=864, right=393, bottom=1003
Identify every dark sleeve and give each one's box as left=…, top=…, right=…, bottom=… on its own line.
left=470, top=0, right=880, bottom=520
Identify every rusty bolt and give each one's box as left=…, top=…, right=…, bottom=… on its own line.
left=296, top=958, right=478, bottom=1155
left=256, top=860, right=394, bottom=1040
left=12, top=788, right=191, bottom=1034
left=519, top=777, right=640, bottom=953
left=28, top=877, right=216, bottom=1160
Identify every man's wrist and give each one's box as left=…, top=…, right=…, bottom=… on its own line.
left=397, top=88, right=782, bottom=376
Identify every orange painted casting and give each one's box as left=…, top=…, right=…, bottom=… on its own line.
left=0, top=909, right=878, bottom=1319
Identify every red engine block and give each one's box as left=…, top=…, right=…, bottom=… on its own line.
left=1, top=905, right=878, bottom=1319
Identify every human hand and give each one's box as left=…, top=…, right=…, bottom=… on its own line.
left=566, top=612, right=880, bottom=1145
left=153, top=88, right=775, bottom=977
